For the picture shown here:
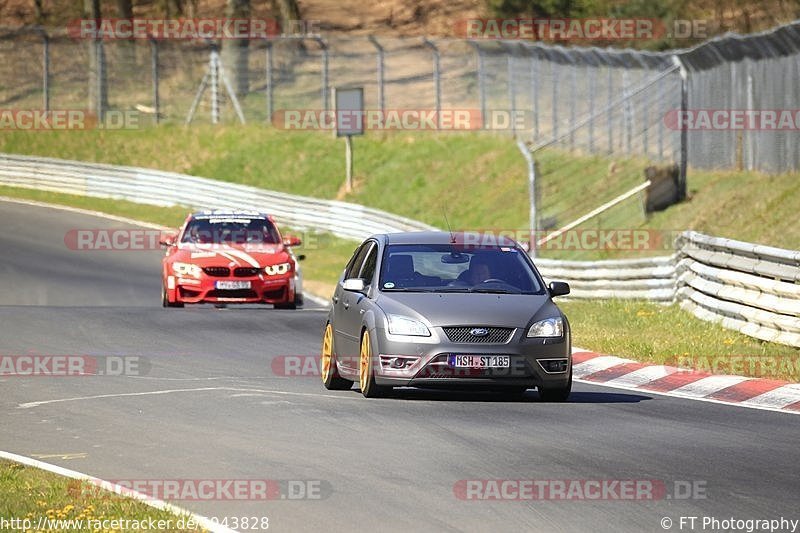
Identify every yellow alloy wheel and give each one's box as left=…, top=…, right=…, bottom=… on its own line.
left=321, top=324, right=333, bottom=384
left=359, top=331, right=371, bottom=392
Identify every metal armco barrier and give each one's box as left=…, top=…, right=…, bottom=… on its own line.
left=0, top=153, right=435, bottom=241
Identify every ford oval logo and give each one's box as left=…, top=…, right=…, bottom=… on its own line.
left=470, top=328, right=489, bottom=337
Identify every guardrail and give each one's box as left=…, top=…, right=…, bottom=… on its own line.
left=1, top=153, right=797, bottom=346
left=675, top=231, right=800, bottom=347
left=0, top=153, right=436, bottom=241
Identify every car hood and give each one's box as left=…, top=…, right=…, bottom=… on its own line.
left=172, top=243, right=289, bottom=267
left=374, top=292, right=559, bottom=328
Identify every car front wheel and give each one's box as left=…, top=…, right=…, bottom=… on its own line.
left=359, top=330, right=388, bottom=398
left=537, top=370, right=572, bottom=402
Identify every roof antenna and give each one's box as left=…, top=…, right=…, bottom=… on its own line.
left=442, top=208, right=456, bottom=244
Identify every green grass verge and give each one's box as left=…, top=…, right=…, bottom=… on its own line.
left=0, top=459, right=204, bottom=532
left=3, top=126, right=799, bottom=259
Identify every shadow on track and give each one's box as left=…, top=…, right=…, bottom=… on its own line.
left=356, top=388, right=652, bottom=403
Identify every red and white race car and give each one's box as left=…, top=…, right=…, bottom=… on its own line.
left=160, top=210, right=304, bottom=309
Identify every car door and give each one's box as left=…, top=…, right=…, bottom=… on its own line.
left=336, top=241, right=378, bottom=369
left=332, top=242, right=372, bottom=365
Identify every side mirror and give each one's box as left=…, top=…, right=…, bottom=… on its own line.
left=159, top=231, right=178, bottom=247
left=296, top=254, right=306, bottom=261
left=548, top=281, right=570, bottom=297
left=342, top=278, right=365, bottom=293
left=283, top=235, right=302, bottom=247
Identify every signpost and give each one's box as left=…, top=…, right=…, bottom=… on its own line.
left=334, top=87, right=364, bottom=192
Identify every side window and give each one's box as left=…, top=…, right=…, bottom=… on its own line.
left=344, top=243, right=371, bottom=280
left=358, top=244, right=378, bottom=284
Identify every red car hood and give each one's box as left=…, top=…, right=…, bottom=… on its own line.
left=173, top=243, right=289, bottom=267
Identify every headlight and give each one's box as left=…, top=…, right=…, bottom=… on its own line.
left=172, top=262, right=202, bottom=278
left=387, top=314, right=431, bottom=337
left=265, top=262, right=291, bottom=275
left=527, top=317, right=563, bottom=338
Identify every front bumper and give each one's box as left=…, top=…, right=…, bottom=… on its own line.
left=167, top=274, right=295, bottom=304
left=370, top=326, right=571, bottom=389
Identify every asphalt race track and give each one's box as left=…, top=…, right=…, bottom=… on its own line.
left=1, top=199, right=799, bottom=533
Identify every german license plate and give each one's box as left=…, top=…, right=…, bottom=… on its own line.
left=215, top=280, right=251, bottom=290
left=448, top=355, right=510, bottom=368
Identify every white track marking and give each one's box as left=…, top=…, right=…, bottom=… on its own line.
left=669, top=375, right=751, bottom=397
left=604, top=365, right=676, bottom=387
left=572, top=355, right=635, bottom=377
left=18, top=387, right=362, bottom=409
left=0, top=450, right=237, bottom=533
left=742, top=384, right=800, bottom=409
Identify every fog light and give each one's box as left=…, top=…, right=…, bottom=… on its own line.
left=538, top=359, right=569, bottom=373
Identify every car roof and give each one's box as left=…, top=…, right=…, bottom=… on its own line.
left=375, top=231, right=520, bottom=247
left=190, top=209, right=270, bottom=219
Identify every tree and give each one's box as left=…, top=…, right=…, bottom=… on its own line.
left=83, top=0, right=108, bottom=118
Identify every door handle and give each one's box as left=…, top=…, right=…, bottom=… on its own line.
left=332, top=296, right=339, bottom=304
left=343, top=302, right=350, bottom=310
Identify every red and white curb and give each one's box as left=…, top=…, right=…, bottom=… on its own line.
left=572, top=348, right=800, bottom=415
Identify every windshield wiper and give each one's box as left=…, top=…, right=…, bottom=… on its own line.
left=469, top=287, right=519, bottom=294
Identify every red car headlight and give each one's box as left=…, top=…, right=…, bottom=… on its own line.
left=264, top=262, right=291, bottom=276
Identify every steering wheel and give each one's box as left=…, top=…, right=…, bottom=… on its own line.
left=480, top=278, right=507, bottom=284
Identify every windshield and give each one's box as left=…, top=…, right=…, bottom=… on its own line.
left=378, top=243, right=544, bottom=294
left=181, top=216, right=281, bottom=245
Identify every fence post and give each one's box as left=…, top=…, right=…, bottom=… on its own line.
left=526, top=44, right=539, bottom=141
left=41, top=30, right=49, bottom=112
left=501, top=42, right=517, bottom=135
left=150, top=37, right=159, bottom=124
left=467, top=41, right=486, bottom=130
left=607, top=67, right=613, bottom=154
left=423, top=38, right=441, bottom=129
left=368, top=36, right=385, bottom=113
left=569, top=56, right=577, bottom=150
left=622, top=69, right=632, bottom=155
left=516, top=138, right=536, bottom=258
left=588, top=62, right=596, bottom=152
left=551, top=58, right=558, bottom=141
left=210, top=46, right=220, bottom=124
left=265, top=41, right=274, bottom=121
left=313, top=37, right=329, bottom=113
left=673, top=55, right=688, bottom=201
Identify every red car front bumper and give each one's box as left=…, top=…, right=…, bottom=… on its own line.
left=166, top=274, right=295, bottom=304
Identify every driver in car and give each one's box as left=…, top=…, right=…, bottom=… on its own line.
left=464, top=258, right=492, bottom=284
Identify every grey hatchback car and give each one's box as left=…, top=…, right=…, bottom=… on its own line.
left=321, top=231, right=572, bottom=400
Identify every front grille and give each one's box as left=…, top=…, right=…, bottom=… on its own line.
left=234, top=267, right=261, bottom=277
left=208, top=289, right=257, bottom=298
left=203, top=266, right=230, bottom=277
left=442, top=326, right=515, bottom=344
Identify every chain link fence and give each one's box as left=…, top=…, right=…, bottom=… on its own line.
left=0, top=22, right=798, bottom=242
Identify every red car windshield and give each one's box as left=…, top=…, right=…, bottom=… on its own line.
left=181, top=217, right=281, bottom=245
